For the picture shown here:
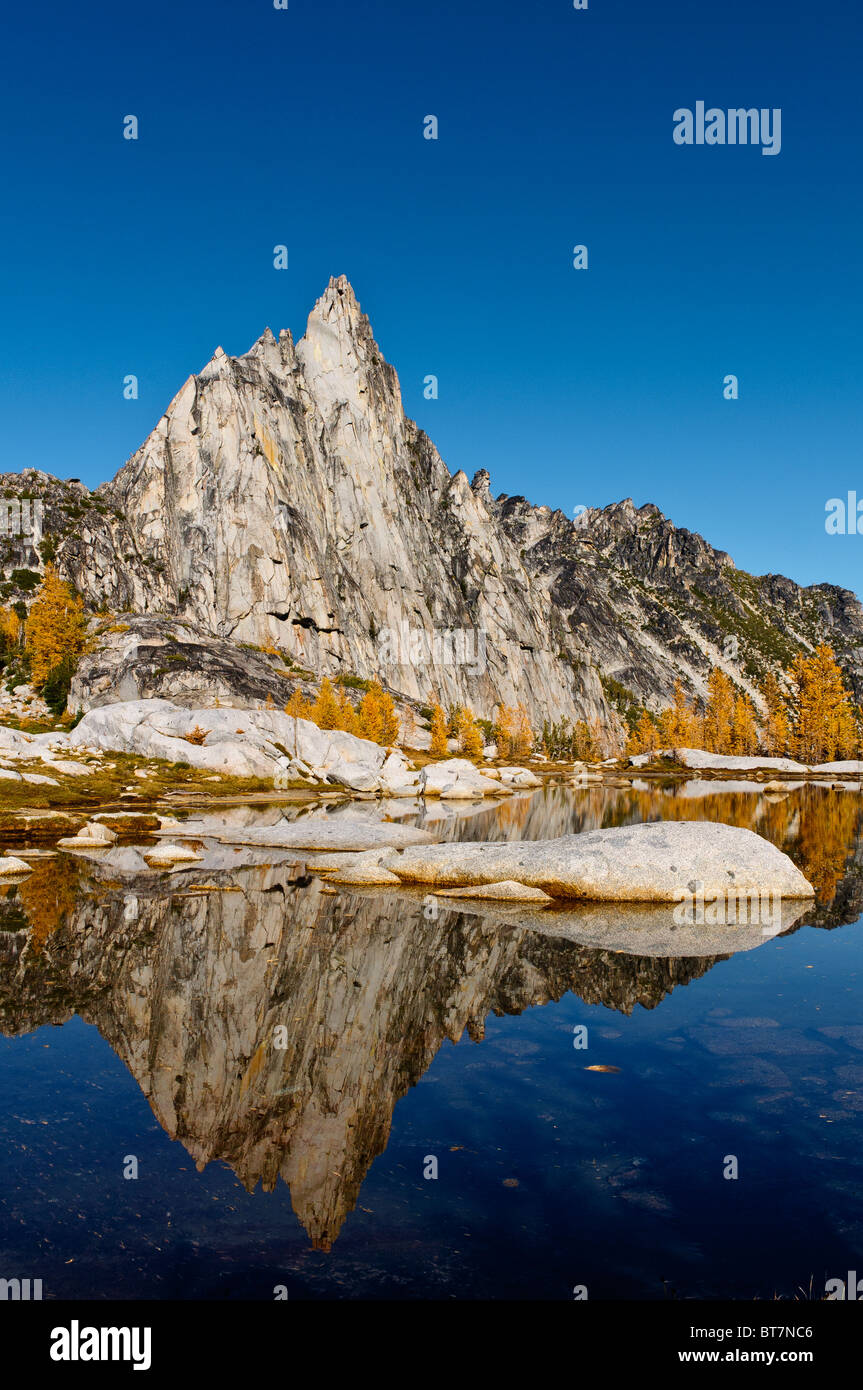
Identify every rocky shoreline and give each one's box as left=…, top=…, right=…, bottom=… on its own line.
left=0, top=698, right=853, bottom=903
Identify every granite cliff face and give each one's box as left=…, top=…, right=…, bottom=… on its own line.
left=4, top=275, right=863, bottom=730
left=85, top=276, right=605, bottom=728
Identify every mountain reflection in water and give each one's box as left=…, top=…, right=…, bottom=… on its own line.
left=0, top=781, right=861, bottom=1288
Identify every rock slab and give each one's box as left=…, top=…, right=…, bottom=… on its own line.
left=383, top=821, right=815, bottom=902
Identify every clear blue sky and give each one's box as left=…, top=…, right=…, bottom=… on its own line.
left=1, top=0, right=861, bottom=594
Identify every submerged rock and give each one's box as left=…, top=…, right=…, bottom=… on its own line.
left=433, top=880, right=553, bottom=903
left=0, top=855, right=33, bottom=877
left=144, top=844, right=204, bottom=867
left=56, top=836, right=113, bottom=851
left=209, top=817, right=434, bottom=853
left=326, top=863, right=403, bottom=886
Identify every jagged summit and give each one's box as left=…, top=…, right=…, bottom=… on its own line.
left=3, top=278, right=862, bottom=729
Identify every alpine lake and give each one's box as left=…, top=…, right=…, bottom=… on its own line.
left=1, top=775, right=862, bottom=1301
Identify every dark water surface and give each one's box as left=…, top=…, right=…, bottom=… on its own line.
left=1, top=781, right=862, bottom=1300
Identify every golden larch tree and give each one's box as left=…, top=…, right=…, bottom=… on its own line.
left=626, top=709, right=660, bottom=756
left=511, top=703, right=534, bottom=760
left=789, top=645, right=858, bottom=763
left=458, top=707, right=484, bottom=760
left=336, top=688, right=360, bottom=736
left=731, top=693, right=759, bottom=755
left=429, top=703, right=449, bottom=757
left=311, top=677, right=341, bottom=730
left=24, top=566, right=86, bottom=687
left=702, top=668, right=735, bottom=753
left=494, top=704, right=516, bottom=760
left=376, top=685, right=400, bottom=746
left=657, top=679, right=699, bottom=748
left=759, top=671, right=791, bottom=756
left=285, top=687, right=312, bottom=721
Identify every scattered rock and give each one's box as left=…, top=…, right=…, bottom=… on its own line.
left=81, top=821, right=118, bottom=844
left=419, top=758, right=507, bottom=799
left=41, top=759, right=93, bottom=777
left=497, top=766, right=542, bottom=788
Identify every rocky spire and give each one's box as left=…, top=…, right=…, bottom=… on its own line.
left=33, top=276, right=863, bottom=728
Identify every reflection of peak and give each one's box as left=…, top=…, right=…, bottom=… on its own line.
left=0, top=865, right=725, bottom=1249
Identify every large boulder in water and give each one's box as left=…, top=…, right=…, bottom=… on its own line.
left=382, top=821, right=815, bottom=902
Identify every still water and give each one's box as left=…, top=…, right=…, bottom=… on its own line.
left=1, top=781, right=861, bottom=1300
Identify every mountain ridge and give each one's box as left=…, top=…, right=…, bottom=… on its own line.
left=2, top=275, right=862, bottom=732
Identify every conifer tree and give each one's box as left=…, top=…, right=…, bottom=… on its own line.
left=626, top=709, right=660, bottom=755
left=357, top=682, right=384, bottom=742
left=459, top=707, right=484, bottom=760
left=731, top=693, right=758, bottom=755
left=336, top=688, right=360, bottom=736
left=656, top=679, right=699, bottom=749
left=0, top=605, right=21, bottom=654
left=512, top=703, right=534, bottom=759
left=376, top=684, right=400, bottom=745
left=573, top=720, right=597, bottom=761
left=759, top=671, right=791, bottom=756
left=24, top=565, right=86, bottom=687
left=429, top=702, right=448, bottom=758
left=312, top=677, right=341, bottom=730
left=789, top=645, right=859, bottom=762
left=495, top=705, right=515, bottom=760
left=703, top=668, right=734, bottom=753
left=285, top=687, right=312, bottom=721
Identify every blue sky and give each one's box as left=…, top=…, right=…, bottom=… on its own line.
left=1, top=0, right=861, bottom=593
